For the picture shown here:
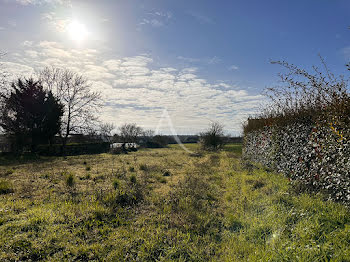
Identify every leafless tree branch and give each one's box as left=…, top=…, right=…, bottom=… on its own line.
left=38, top=67, right=102, bottom=149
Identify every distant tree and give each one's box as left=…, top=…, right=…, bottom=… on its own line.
left=200, top=122, right=225, bottom=151
left=119, top=123, right=143, bottom=143
left=99, top=122, right=115, bottom=142
left=0, top=78, right=64, bottom=152
left=142, top=129, right=155, bottom=137
left=38, top=67, right=101, bottom=152
left=152, top=135, right=170, bottom=148
left=112, top=133, right=121, bottom=143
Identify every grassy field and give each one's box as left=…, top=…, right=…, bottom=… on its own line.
left=0, top=143, right=350, bottom=261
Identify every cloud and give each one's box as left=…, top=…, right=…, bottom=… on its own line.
left=1, top=0, right=71, bottom=6
left=177, top=56, right=221, bottom=65
left=1, top=62, right=34, bottom=79
left=140, top=19, right=163, bottom=27
left=102, top=59, right=121, bottom=71
left=207, top=56, right=221, bottom=65
left=177, top=56, right=200, bottom=63
left=341, top=46, right=350, bottom=60
left=22, top=41, right=33, bottom=47
left=4, top=41, right=262, bottom=134
left=139, top=11, right=173, bottom=28
left=229, top=65, right=239, bottom=70
left=39, top=41, right=72, bottom=58
left=7, top=20, right=16, bottom=27
left=25, top=50, right=38, bottom=58
left=187, top=11, right=214, bottom=25
left=41, top=12, right=72, bottom=33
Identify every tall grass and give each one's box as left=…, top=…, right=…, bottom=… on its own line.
left=0, top=146, right=349, bottom=260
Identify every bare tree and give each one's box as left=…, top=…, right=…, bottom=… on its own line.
left=142, top=129, right=155, bottom=137
left=266, top=58, right=348, bottom=116
left=38, top=67, right=102, bottom=152
left=119, top=123, right=143, bottom=143
left=244, top=58, right=349, bottom=133
left=99, top=122, right=115, bottom=142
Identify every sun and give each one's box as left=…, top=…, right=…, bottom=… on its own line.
left=67, top=20, right=89, bottom=43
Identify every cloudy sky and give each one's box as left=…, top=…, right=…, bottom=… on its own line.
left=0, top=0, right=349, bottom=135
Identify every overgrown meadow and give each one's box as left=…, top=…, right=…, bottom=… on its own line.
left=1, top=144, right=350, bottom=261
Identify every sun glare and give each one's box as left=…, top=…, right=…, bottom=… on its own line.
left=67, top=20, right=89, bottom=43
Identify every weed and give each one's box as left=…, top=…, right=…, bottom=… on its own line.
left=1, top=144, right=350, bottom=261
left=105, top=178, right=145, bottom=207
left=93, top=175, right=105, bottom=182
left=159, top=177, right=167, bottom=183
left=65, top=173, right=75, bottom=187
left=0, top=179, right=14, bottom=194
left=139, top=164, right=148, bottom=171
left=113, top=179, right=120, bottom=190
left=85, top=166, right=91, bottom=171
left=40, top=173, right=50, bottom=179
left=246, top=179, right=266, bottom=190
left=130, top=174, right=137, bottom=184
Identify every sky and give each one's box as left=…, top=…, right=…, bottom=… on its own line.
left=0, top=0, right=349, bottom=135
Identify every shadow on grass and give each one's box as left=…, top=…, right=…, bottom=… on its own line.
left=0, top=152, right=58, bottom=166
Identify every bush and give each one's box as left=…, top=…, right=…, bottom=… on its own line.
left=243, top=59, right=350, bottom=205
left=110, top=147, right=123, bottom=155
left=200, top=122, right=225, bottom=151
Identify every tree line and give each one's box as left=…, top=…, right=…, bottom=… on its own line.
left=0, top=53, right=229, bottom=154
left=0, top=64, right=102, bottom=154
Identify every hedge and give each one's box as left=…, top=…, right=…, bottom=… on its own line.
left=243, top=119, right=350, bottom=205
left=36, top=142, right=110, bottom=156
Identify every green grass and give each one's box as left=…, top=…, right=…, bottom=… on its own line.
left=0, top=143, right=349, bottom=261
left=0, top=179, right=14, bottom=194
left=223, top=143, right=242, bottom=155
